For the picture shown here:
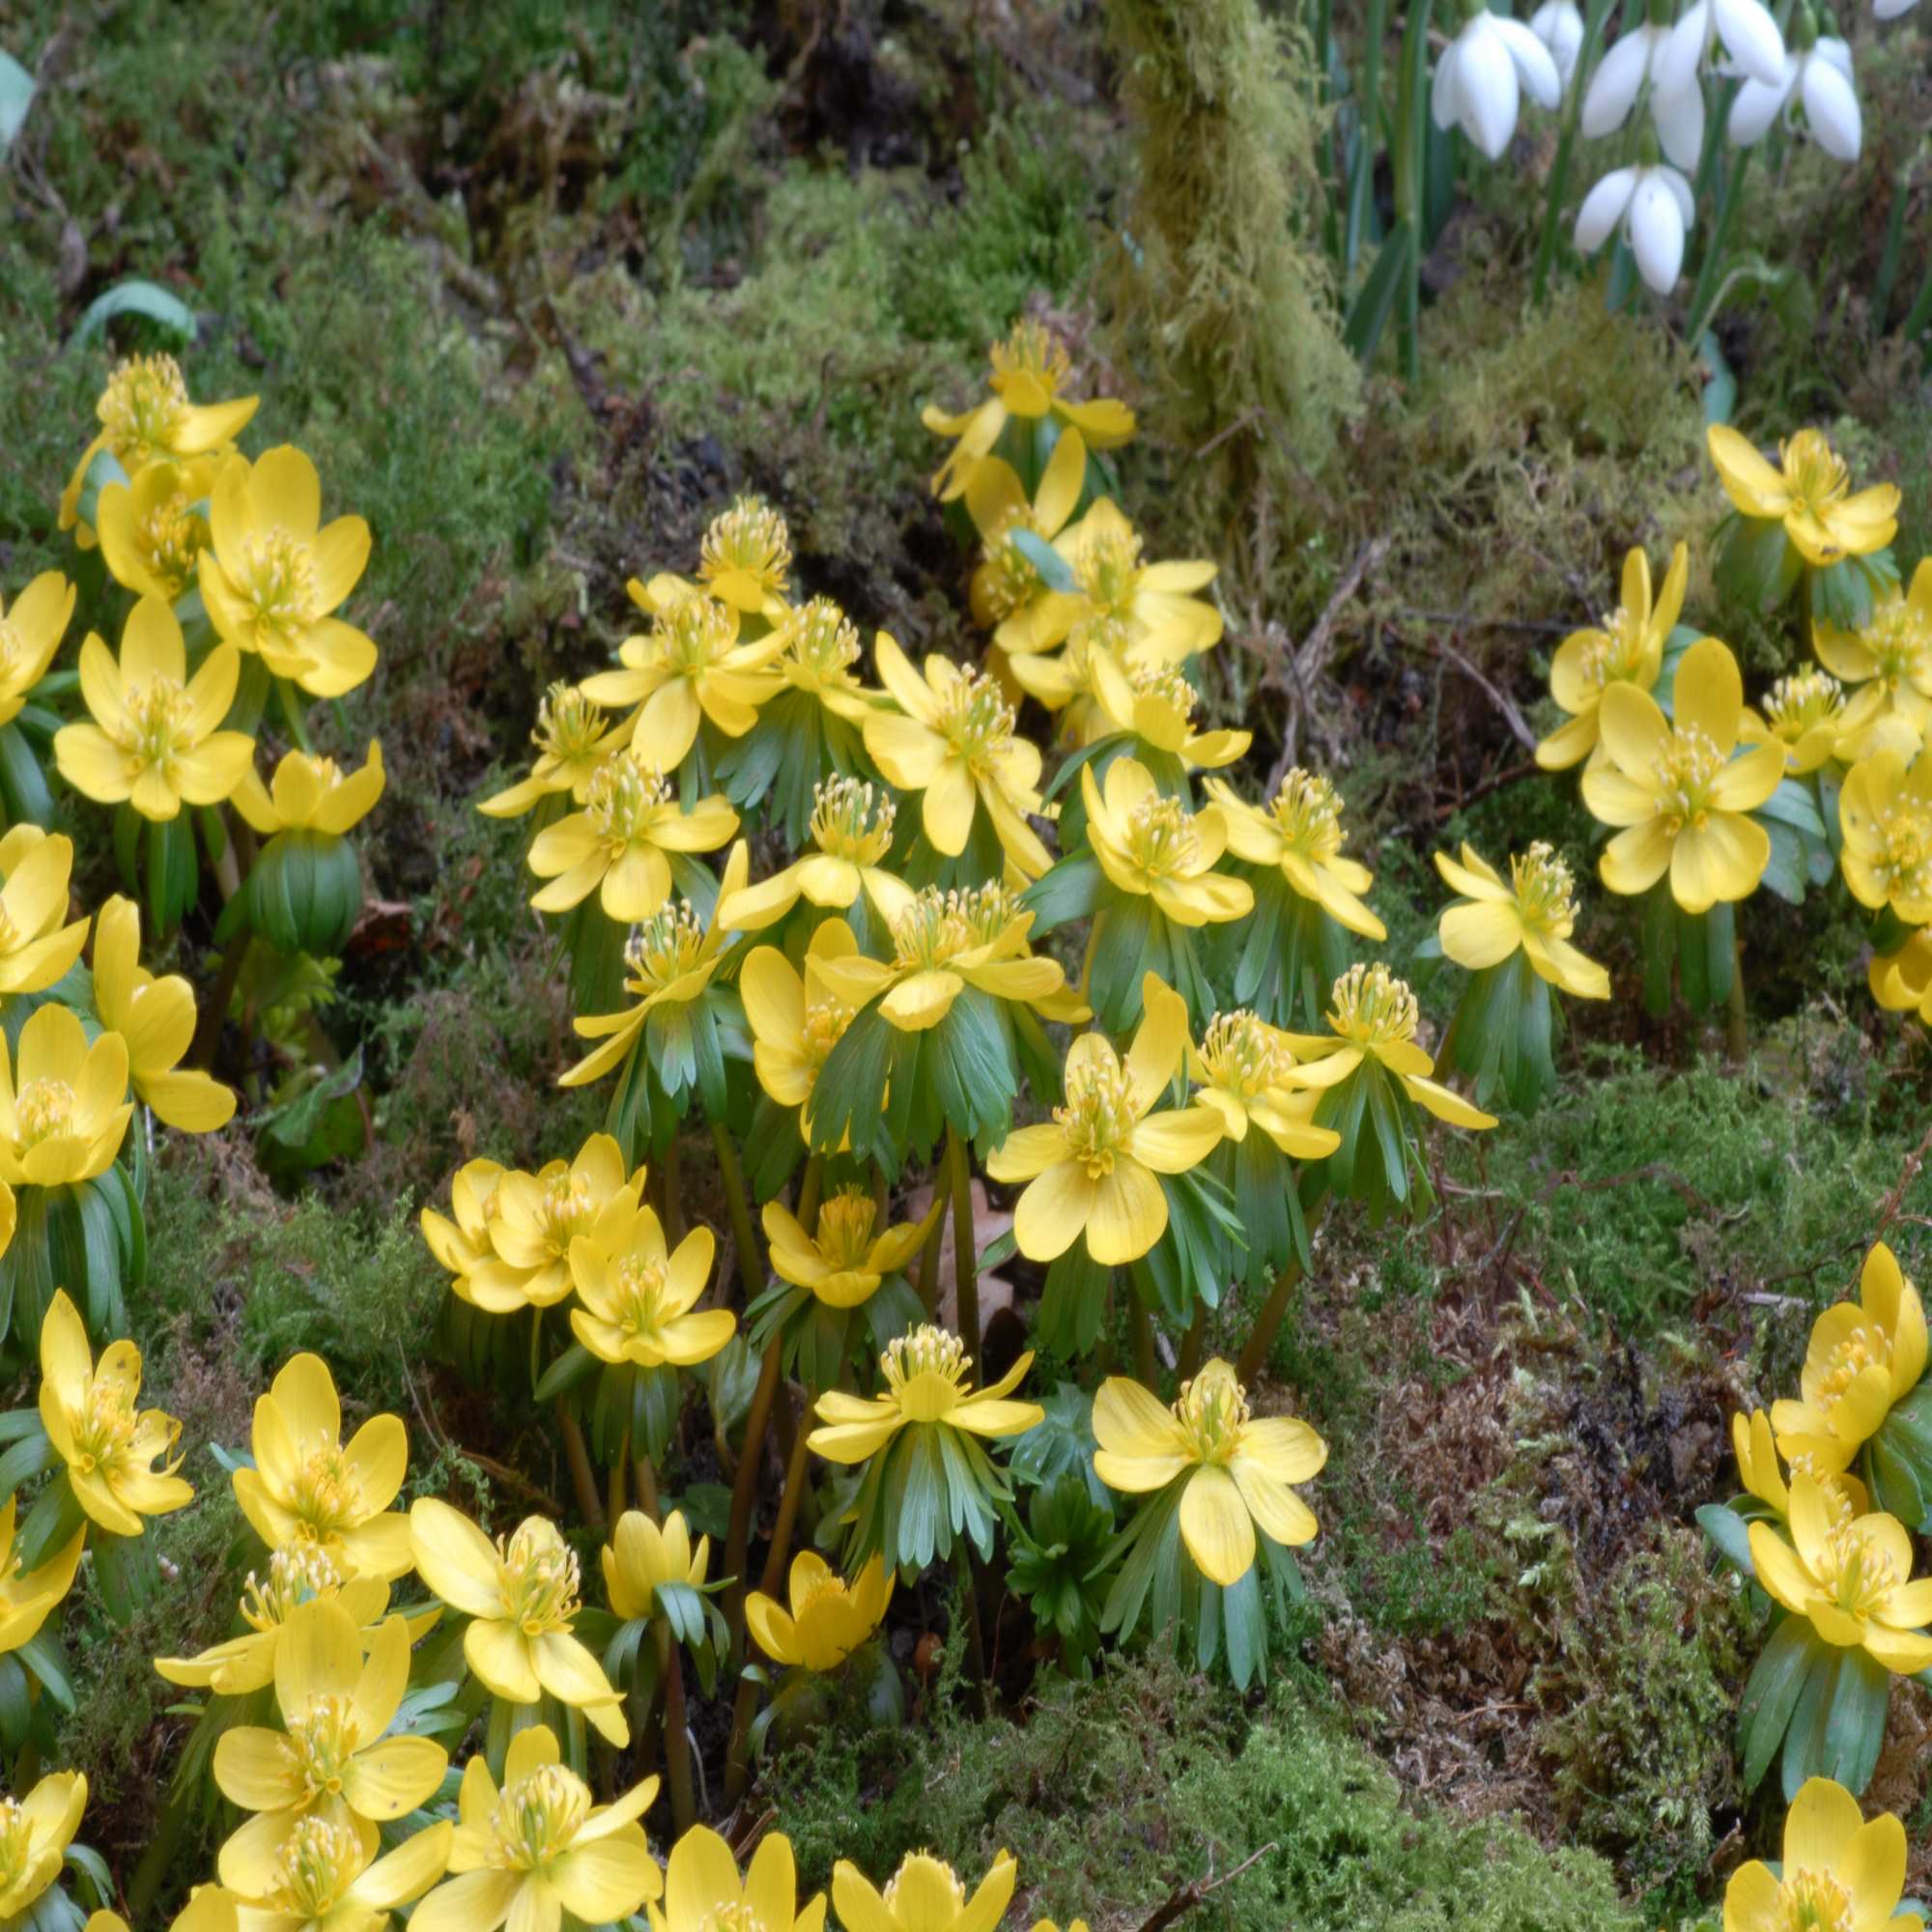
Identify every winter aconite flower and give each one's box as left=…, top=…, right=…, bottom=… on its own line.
left=1839, top=746, right=1932, bottom=923
left=198, top=446, right=378, bottom=697
left=54, top=598, right=255, bottom=820
left=566, top=1199, right=733, bottom=1370
left=0, top=1006, right=131, bottom=1186
left=1206, top=770, right=1384, bottom=939
left=1431, top=9, right=1560, bottom=159
left=1748, top=1479, right=1932, bottom=1672
left=746, top=1553, right=893, bottom=1673
left=1575, top=162, right=1696, bottom=294
left=742, top=922, right=862, bottom=1137
left=963, top=431, right=1087, bottom=629
left=1733, top=1408, right=1867, bottom=1523
left=0, top=572, right=72, bottom=727
left=412, top=1726, right=660, bottom=1932
left=1708, top=425, right=1899, bottom=568
left=1094, top=1360, right=1325, bottom=1586
left=987, top=976, right=1223, bottom=1265
left=232, top=742, right=385, bottom=838
left=1081, top=758, right=1252, bottom=928
left=0, top=830, right=87, bottom=998
left=408, top=1504, right=629, bottom=1745
left=0, top=1772, right=88, bottom=1920
left=478, top=682, right=631, bottom=819
left=1724, top=1779, right=1918, bottom=1932
left=1289, top=963, right=1496, bottom=1128
left=697, top=494, right=793, bottom=616
left=601, top=1509, right=710, bottom=1622
left=461, top=1133, right=645, bottom=1312
left=41, top=1290, right=191, bottom=1535
left=1813, top=565, right=1932, bottom=730
left=1185, top=1010, right=1339, bottom=1157
left=226, top=1815, right=451, bottom=1932
left=1433, top=843, right=1609, bottom=999
left=1536, top=543, right=1685, bottom=770
left=809, top=1325, right=1041, bottom=1464
left=718, top=779, right=914, bottom=933
left=1580, top=637, right=1786, bottom=913
left=1092, top=662, right=1249, bottom=773
left=832, top=1848, right=1017, bottom=1932
left=762, top=1190, right=935, bottom=1310
left=652, top=1826, right=827, bottom=1932
left=0, top=1492, right=81, bottom=1654
left=96, top=456, right=216, bottom=603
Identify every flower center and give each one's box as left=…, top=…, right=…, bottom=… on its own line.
left=814, top=1189, right=879, bottom=1268
left=1054, top=1053, right=1138, bottom=1177
left=783, top=596, right=863, bottom=685
left=1779, top=432, right=1852, bottom=522
left=1578, top=604, right=1649, bottom=692
left=1813, top=1320, right=1889, bottom=1416
left=1175, top=1362, right=1250, bottom=1465
left=1650, top=724, right=1726, bottom=829
left=287, top=1694, right=360, bottom=1801
left=1130, top=662, right=1198, bottom=724
left=267, top=1817, right=361, bottom=1917
left=702, top=1904, right=768, bottom=1932
left=891, top=890, right=973, bottom=971
left=1074, top=530, right=1144, bottom=654
left=534, top=682, right=609, bottom=762
left=655, top=595, right=738, bottom=678
left=290, top=1439, right=364, bottom=1542
left=1819, top=1520, right=1902, bottom=1621
left=810, top=777, right=895, bottom=864
left=700, top=496, right=791, bottom=597
left=1507, top=841, right=1577, bottom=935
left=1199, top=1010, right=1293, bottom=1101
left=980, top=507, right=1045, bottom=621
left=14, top=1077, right=75, bottom=1149
left=1764, top=670, right=1844, bottom=742
left=794, top=1565, right=853, bottom=1618
left=1864, top=594, right=1932, bottom=692
left=137, top=488, right=209, bottom=599
left=99, top=353, right=189, bottom=463
left=1269, top=769, right=1346, bottom=864
left=238, top=529, right=318, bottom=636
left=1327, top=962, right=1420, bottom=1051
left=491, top=1763, right=590, bottom=1871
left=586, top=755, right=672, bottom=846
left=1867, top=809, right=1932, bottom=908
left=1122, top=792, right=1200, bottom=881
left=933, top=667, right=1017, bottom=777
left=71, top=1373, right=140, bottom=1476
left=242, top=1545, right=346, bottom=1632
left=122, top=675, right=196, bottom=773
left=613, top=1253, right=674, bottom=1342
left=989, top=319, right=1070, bottom=397
left=801, top=994, right=854, bottom=1070
left=624, top=901, right=709, bottom=996
left=539, top=1170, right=598, bottom=1258
left=1776, top=1868, right=1856, bottom=1932
left=879, top=1325, right=970, bottom=1419
left=500, top=1522, right=582, bottom=1635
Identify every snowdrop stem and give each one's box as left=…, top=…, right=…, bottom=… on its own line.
left=1530, top=0, right=1621, bottom=303
left=1345, top=0, right=1394, bottom=273
left=1393, top=0, right=1435, bottom=383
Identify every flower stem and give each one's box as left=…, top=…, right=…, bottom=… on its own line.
left=607, top=1428, right=627, bottom=1528
left=556, top=1402, right=606, bottom=1534
left=712, top=1118, right=763, bottom=1302
left=1726, top=936, right=1748, bottom=1063
left=1529, top=0, right=1619, bottom=304
left=633, top=1453, right=660, bottom=1519
left=661, top=1633, right=697, bottom=1835
left=661, top=1131, right=684, bottom=1243
left=797, top=1153, right=823, bottom=1227
left=1177, top=1299, right=1208, bottom=1381
left=946, top=1124, right=980, bottom=1351
left=723, top=1334, right=784, bottom=1661
left=1130, top=1295, right=1158, bottom=1386
left=1236, top=1258, right=1305, bottom=1385
left=915, top=1203, right=944, bottom=1317
left=192, top=931, right=251, bottom=1069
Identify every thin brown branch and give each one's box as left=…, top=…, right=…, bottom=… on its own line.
left=1134, top=1841, right=1279, bottom=1932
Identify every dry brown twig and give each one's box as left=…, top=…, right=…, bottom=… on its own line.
left=1133, top=1841, right=1279, bottom=1932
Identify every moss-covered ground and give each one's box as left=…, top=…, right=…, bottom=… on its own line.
left=3, top=0, right=1931, bottom=1923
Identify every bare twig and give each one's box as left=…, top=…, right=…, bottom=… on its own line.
left=1870, top=1122, right=1932, bottom=1246
left=1420, top=637, right=1538, bottom=751
left=1134, top=1842, right=1278, bottom=1932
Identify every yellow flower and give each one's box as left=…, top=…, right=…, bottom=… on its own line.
left=0, top=573, right=72, bottom=730
left=1771, top=1243, right=1927, bottom=1470
left=1535, top=543, right=1685, bottom=771
left=1094, top=1359, right=1324, bottom=1586
left=232, top=741, right=385, bottom=838
left=742, top=922, right=862, bottom=1136
left=1708, top=424, right=1899, bottom=567
left=408, top=1505, right=629, bottom=1745
left=1287, top=963, right=1497, bottom=1130
left=156, top=1543, right=412, bottom=1695
left=1744, top=668, right=1885, bottom=776
left=1006, top=633, right=1124, bottom=748
left=39, top=1289, right=191, bottom=1536
left=1207, top=769, right=1385, bottom=939
left=197, top=446, right=378, bottom=697
left=652, top=1825, right=827, bottom=1932
left=697, top=494, right=793, bottom=617
left=761, top=1189, right=936, bottom=1311
left=601, top=1507, right=709, bottom=1621
left=0, top=830, right=87, bottom=997
left=97, top=456, right=217, bottom=602
left=0, top=1772, right=87, bottom=1919
left=1185, top=1009, right=1339, bottom=1157
left=962, top=430, right=1086, bottom=630
left=812, top=883, right=1067, bottom=1033
left=1722, top=1778, right=1919, bottom=1932
left=1579, top=637, right=1786, bottom=913
left=462, top=1133, right=645, bottom=1312
left=1432, top=842, right=1609, bottom=1000
left=420, top=1158, right=505, bottom=1298
left=1089, top=660, right=1249, bottom=772
left=225, top=1814, right=451, bottom=1932
left=526, top=750, right=740, bottom=923
left=213, top=1601, right=449, bottom=1896
left=54, top=596, right=255, bottom=820
left=1731, top=1408, right=1866, bottom=1522
left=1006, top=498, right=1220, bottom=665
left=93, top=894, right=238, bottom=1130
left=746, top=1552, right=892, bottom=1672
left=1870, top=926, right=1932, bottom=1023
left=1081, top=757, right=1252, bottom=927
left=232, top=1353, right=413, bottom=1583
left=923, top=314, right=1132, bottom=498
left=582, top=591, right=784, bottom=769
left=560, top=842, right=748, bottom=1088
left=60, top=353, right=257, bottom=534
left=864, top=635, right=1051, bottom=878
left=1839, top=744, right=1932, bottom=923
left=809, top=1326, right=1041, bottom=1464
left=987, top=977, right=1224, bottom=1264
left=767, top=597, right=878, bottom=723
left=0, top=1493, right=83, bottom=1654
left=412, top=1725, right=660, bottom=1932
left=567, top=1199, right=733, bottom=1370
left=832, top=1848, right=1017, bottom=1932
left=478, top=682, right=632, bottom=819
left=1814, top=562, right=1932, bottom=732
left=1748, top=1478, right=1932, bottom=1672
left=718, top=781, right=914, bottom=934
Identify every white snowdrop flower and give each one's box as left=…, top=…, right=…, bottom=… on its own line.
left=1651, top=74, right=1707, bottom=171
left=1873, top=0, right=1917, bottom=19
left=1658, top=0, right=1787, bottom=95
left=1729, top=38, right=1861, bottom=159
left=1529, top=0, right=1587, bottom=92
left=1580, top=22, right=1673, bottom=135
left=1575, top=162, right=1696, bottom=294
left=1433, top=10, right=1564, bottom=160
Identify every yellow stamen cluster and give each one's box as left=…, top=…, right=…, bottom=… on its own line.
left=801, top=992, right=855, bottom=1072
left=537, top=1170, right=599, bottom=1256
left=702, top=1902, right=767, bottom=1932
left=14, top=1078, right=76, bottom=1149
left=989, top=318, right=1070, bottom=395
left=501, top=1522, right=582, bottom=1635
left=1810, top=1321, right=1889, bottom=1419
left=533, top=682, right=608, bottom=761
left=1175, top=1362, right=1250, bottom=1465
left=1327, top=961, right=1421, bottom=1050
left=1269, top=769, right=1346, bottom=861
left=700, top=497, right=791, bottom=597
left=236, top=529, right=319, bottom=634
left=124, top=675, right=196, bottom=773
left=1818, top=1519, right=1903, bottom=1621
left=1054, top=1053, right=1138, bottom=1177
left=290, top=1439, right=364, bottom=1544
left=933, top=667, right=1017, bottom=774
left=979, top=509, right=1044, bottom=621
left=0, top=1799, right=34, bottom=1895
left=1864, top=596, right=1932, bottom=691
left=1508, top=841, right=1577, bottom=934
left=880, top=1326, right=969, bottom=1396
left=783, top=597, right=862, bottom=682
left=1650, top=724, right=1726, bottom=829
left=99, top=354, right=189, bottom=462
left=1865, top=807, right=1932, bottom=909
left=72, top=1374, right=141, bottom=1475
left=138, top=487, right=210, bottom=599
left=287, top=1694, right=358, bottom=1801
left=1778, top=434, right=1854, bottom=527
left=1764, top=669, right=1844, bottom=740
left=265, top=1817, right=360, bottom=1917
left=1130, top=662, right=1197, bottom=721
left=241, top=1545, right=346, bottom=1632
left=611, top=1253, right=674, bottom=1344
left=1074, top=528, right=1143, bottom=654
left=1122, top=791, right=1199, bottom=879
left=585, top=755, right=672, bottom=845
left=1774, top=1868, right=1855, bottom=1932
left=1198, top=1010, right=1293, bottom=1099
left=624, top=902, right=708, bottom=994
left=815, top=1188, right=880, bottom=1266
left=493, top=1762, right=590, bottom=1869
left=1576, top=604, right=1651, bottom=692
left=810, top=777, right=895, bottom=862
left=656, top=594, right=738, bottom=675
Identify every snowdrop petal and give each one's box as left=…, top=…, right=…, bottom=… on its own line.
left=1628, top=173, right=1688, bottom=294
left=1530, top=0, right=1585, bottom=89
left=1715, top=0, right=1787, bottom=83
left=1656, top=3, right=1712, bottom=96
left=1812, top=36, right=1856, bottom=80
left=1575, top=166, right=1638, bottom=255
left=1431, top=40, right=1463, bottom=130
left=1874, top=0, right=1918, bottom=21
left=1461, top=23, right=1522, bottom=159
left=1581, top=30, right=1652, bottom=135
left=1727, top=67, right=1794, bottom=145
left=1657, top=164, right=1697, bottom=230
left=1492, top=15, right=1564, bottom=108
left=1653, top=77, right=1706, bottom=171
left=1801, top=51, right=1861, bottom=160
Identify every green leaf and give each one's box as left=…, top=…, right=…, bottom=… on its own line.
left=73, top=278, right=198, bottom=346
left=1694, top=1502, right=1757, bottom=1578
left=1007, top=528, right=1077, bottom=594
left=1697, top=330, right=1737, bottom=426
left=1818, top=1645, right=1889, bottom=1797
left=1740, top=1614, right=1820, bottom=1792
left=0, top=51, right=35, bottom=154
left=1344, top=217, right=1414, bottom=363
